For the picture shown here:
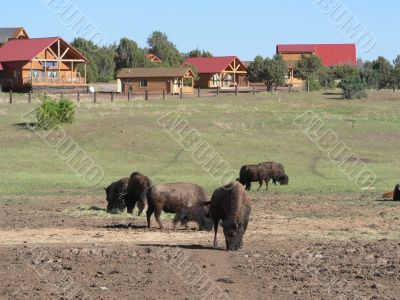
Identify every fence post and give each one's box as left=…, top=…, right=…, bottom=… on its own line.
left=180, top=88, right=183, bottom=99
left=217, top=86, right=220, bottom=95
left=9, top=90, right=12, bottom=104
left=145, top=90, right=148, bottom=100
left=61, top=91, right=63, bottom=101
left=253, top=85, right=255, bottom=95
left=77, top=92, right=80, bottom=102
left=111, top=91, right=114, bottom=102
left=44, top=92, right=47, bottom=100
left=94, top=92, right=97, bottom=103
left=198, top=87, right=200, bottom=97
left=289, top=84, right=292, bottom=94
left=128, top=91, right=130, bottom=101
left=28, top=91, right=32, bottom=103
left=235, top=85, right=238, bottom=96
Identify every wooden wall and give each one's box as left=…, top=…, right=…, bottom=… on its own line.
left=122, top=77, right=194, bottom=95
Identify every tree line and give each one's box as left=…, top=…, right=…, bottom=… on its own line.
left=247, top=54, right=400, bottom=99
left=72, top=31, right=212, bottom=83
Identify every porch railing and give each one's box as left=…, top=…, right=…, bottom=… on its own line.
left=23, top=77, right=86, bottom=85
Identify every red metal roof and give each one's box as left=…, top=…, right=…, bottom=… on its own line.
left=276, top=44, right=356, bottom=66
left=183, top=56, right=244, bottom=73
left=0, top=37, right=60, bottom=62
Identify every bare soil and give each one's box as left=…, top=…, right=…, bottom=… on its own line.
left=0, top=193, right=399, bottom=299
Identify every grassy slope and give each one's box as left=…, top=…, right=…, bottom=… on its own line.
left=0, top=90, right=399, bottom=197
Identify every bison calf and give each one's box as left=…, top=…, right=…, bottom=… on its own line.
left=394, top=184, right=400, bottom=201
left=172, top=205, right=213, bottom=231
left=146, top=183, right=209, bottom=230
left=126, top=172, right=152, bottom=215
left=210, top=181, right=251, bottom=251
left=105, top=178, right=129, bottom=212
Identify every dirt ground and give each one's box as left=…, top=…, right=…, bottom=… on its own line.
left=0, top=192, right=399, bottom=300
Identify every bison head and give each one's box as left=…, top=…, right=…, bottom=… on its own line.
left=222, top=220, right=244, bottom=251
left=278, top=175, right=289, bottom=185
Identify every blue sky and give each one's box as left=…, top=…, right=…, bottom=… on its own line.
left=1, top=0, right=398, bottom=61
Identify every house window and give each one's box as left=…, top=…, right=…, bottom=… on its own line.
left=30, top=71, right=39, bottom=78
left=48, top=71, right=58, bottom=78
left=140, top=80, right=148, bottom=88
left=211, top=74, right=220, bottom=86
left=41, top=61, right=58, bottom=68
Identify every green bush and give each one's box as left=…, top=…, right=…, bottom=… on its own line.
left=340, top=76, right=367, bottom=100
left=36, top=98, right=75, bottom=129
left=308, top=78, right=321, bottom=91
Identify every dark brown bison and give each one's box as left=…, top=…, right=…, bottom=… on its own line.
left=105, top=178, right=129, bottom=212
left=126, top=172, right=152, bottom=215
left=258, top=162, right=289, bottom=190
left=172, top=205, right=213, bottom=231
left=237, top=164, right=268, bottom=191
left=394, top=184, right=400, bottom=201
left=146, top=183, right=209, bottom=230
left=209, top=181, right=251, bottom=251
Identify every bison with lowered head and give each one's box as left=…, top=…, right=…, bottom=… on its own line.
left=258, top=162, right=289, bottom=189
left=209, top=181, right=251, bottom=251
left=105, top=177, right=129, bottom=212
left=394, top=184, right=400, bottom=201
left=146, top=183, right=210, bottom=230
left=126, top=172, right=152, bottom=215
left=237, top=164, right=268, bottom=191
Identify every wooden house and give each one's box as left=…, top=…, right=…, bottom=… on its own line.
left=276, top=44, right=356, bottom=87
left=0, top=37, right=87, bottom=91
left=117, top=67, right=194, bottom=95
left=183, top=56, right=248, bottom=89
left=0, top=27, right=29, bottom=47
left=145, top=53, right=162, bottom=63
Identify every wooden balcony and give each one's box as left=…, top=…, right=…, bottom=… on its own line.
left=23, top=77, right=86, bottom=86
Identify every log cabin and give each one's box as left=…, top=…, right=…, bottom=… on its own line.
left=0, top=27, right=29, bottom=47
left=117, top=67, right=194, bottom=95
left=0, top=37, right=87, bottom=92
left=183, top=56, right=248, bottom=89
left=276, top=44, right=356, bottom=87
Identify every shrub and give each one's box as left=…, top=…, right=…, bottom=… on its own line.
left=340, top=76, right=367, bottom=100
left=36, top=98, right=75, bottom=129
left=308, top=78, right=321, bottom=91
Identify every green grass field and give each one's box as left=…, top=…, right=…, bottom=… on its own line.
left=1, top=90, right=399, bottom=197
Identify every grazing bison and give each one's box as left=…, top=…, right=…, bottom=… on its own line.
left=126, top=172, right=152, bottom=215
left=209, top=181, right=252, bottom=251
left=237, top=164, right=268, bottom=191
left=258, top=162, right=289, bottom=189
left=172, top=205, right=213, bottom=231
left=394, top=184, right=400, bottom=201
left=146, top=183, right=209, bottom=230
left=105, top=178, right=129, bottom=212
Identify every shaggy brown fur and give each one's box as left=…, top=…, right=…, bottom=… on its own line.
left=258, top=162, right=289, bottom=190
left=237, top=164, right=268, bottom=191
left=105, top=178, right=129, bottom=212
left=126, top=172, right=152, bottom=215
left=209, top=182, right=252, bottom=251
left=146, top=183, right=209, bottom=230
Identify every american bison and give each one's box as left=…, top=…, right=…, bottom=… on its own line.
left=105, top=178, right=129, bottom=212
left=145, top=183, right=209, bottom=230
left=394, top=184, right=400, bottom=201
left=209, top=181, right=252, bottom=251
left=172, top=205, right=213, bottom=231
left=126, top=172, right=152, bottom=215
left=258, top=162, right=289, bottom=189
left=237, top=164, right=268, bottom=191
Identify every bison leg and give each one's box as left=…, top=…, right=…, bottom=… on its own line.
left=154, top=209, right=164, bottom=230
left=146, top=207, right=154, bottom=228
left=213, top=220, right=219, bottom=248
left=246, top=182, right=251, bottom=191
left=257, top=179, right=263, bottom=191
left=172, top=213, right=181, bottom=231
left=265, top=180, right=269, bottom=191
